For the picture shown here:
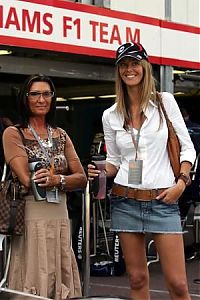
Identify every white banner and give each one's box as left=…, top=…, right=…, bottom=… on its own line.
left=0, top=0, right=199, bottom=69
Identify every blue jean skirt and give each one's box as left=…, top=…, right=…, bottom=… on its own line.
left=110, top=195, right=183, bottom=234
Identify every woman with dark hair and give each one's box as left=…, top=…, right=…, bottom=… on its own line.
left=3, top=74, right=87, bottom=299
left=88, top=43, right=196, bottom=300
left=18, top=73, right=57, bottom=128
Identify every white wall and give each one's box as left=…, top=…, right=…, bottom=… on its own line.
left=110, top=0, right=200, bottom=26
left=171, top=0, right=199, bottom=26
left=110, top=0, right=165, bottom=19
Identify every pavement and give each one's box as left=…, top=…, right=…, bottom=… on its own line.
left=0, top=251, right=199, bottom=300
left=89, top=257, right=200, bottom=300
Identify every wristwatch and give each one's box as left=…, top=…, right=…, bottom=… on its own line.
left=59, top=175, right=65, bottom=190
left=177, top=173, right=191, bottom=186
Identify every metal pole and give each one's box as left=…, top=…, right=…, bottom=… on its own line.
left=160, top=65, right=174, bottom=93
left=165, top=0, right=171, bottom=21
left=160, top=0, right=174, bottom=94
left=98, top=200, right=110, bottom=256
left=81, top=182, right=90, bottom=296
left=90, top=202, right=97, bottom=257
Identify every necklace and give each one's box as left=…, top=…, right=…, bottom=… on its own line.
left=28, top=124, right=53, bottom=148
left=39, top=126, right=53, bottom=148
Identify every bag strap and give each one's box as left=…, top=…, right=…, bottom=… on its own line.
left=156, top=92, right=173, bottom=129
left=14, top=125, right=25, bottom=144
left=1, top=126, right=25, bottom=182
left=1, top=162, right=8, bottom=181
left=156, top=92, right=179, bottom=140
left=9, top=180, right=19, bottom=234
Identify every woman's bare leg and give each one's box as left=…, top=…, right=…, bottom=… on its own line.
left=119, top=232, right=150, bottom=300
left=153, top=233, right=191, bottom=300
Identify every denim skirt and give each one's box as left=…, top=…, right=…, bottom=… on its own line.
left=110, top=195, right=183, bottom=234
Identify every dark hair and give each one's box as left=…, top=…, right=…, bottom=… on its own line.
left=18, top=74, right=57, bottom=128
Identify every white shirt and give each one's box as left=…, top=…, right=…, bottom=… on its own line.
left=102, top=92, right=196, bottom=189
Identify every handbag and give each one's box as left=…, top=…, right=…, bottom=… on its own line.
left=0, top=166, right=26, bottom=236
left=0, top=126, right=26, bottom=235
left=157, top=92, right=181, bottom=178
left=0, top=164, right=25, bottom=236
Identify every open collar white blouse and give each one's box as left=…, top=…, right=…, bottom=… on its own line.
left=102, top=92, right=196, bottom=189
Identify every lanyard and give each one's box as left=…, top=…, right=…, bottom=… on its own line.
left=28, top=124, right=53, bottom=164
left=129, top=117, right=142, bottom=161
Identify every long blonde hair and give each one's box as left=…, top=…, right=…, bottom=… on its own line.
left=115, top=60, right=161, bottom=129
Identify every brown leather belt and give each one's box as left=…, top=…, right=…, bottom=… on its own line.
left=111, top=183, right=166, bottom=201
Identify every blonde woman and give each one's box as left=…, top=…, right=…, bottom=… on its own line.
left=88, top=42, right=196, bottom=300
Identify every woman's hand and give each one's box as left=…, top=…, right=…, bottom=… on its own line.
left=87, top=164, right=100, bottom=181
left=156, top=181, right=186, bottom=204
left=33, top=168, right=59, bottom=187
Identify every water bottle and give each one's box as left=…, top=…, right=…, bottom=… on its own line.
left=91, top=155, right=106, bottom=200
left=29, top=159, right=46, bottom=201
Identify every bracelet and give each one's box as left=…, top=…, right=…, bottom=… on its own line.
left=177, top=173, right=191, bottom=186
left=59, top=175, right=65, bottom=190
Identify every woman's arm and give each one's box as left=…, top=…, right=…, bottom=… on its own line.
left=3, top=127, right=30, bottom=188
left=156, top=94, right=196, bottom=203
left=9, top=157, right=30, bottom=188
left=88, top=161, right=118, bottom=182
left=102, top=108, right=121, bottom=170
left=61, top=135, right=87, bottom=191
left=105, top=161, right=118, bottom=178
left=162, top=92, right=196, bottom=165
